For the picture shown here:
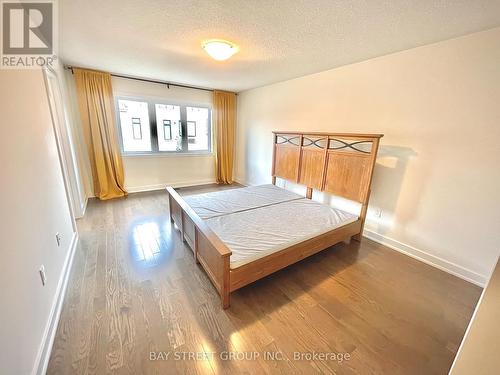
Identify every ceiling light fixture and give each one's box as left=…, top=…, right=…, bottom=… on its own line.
left=202, top=39, right=239, bottom=61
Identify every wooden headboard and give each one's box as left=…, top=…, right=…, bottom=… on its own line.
left=272, top=131, right=383, bottom=238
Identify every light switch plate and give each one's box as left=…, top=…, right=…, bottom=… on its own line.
left=39, top=265, right=47, bottom=286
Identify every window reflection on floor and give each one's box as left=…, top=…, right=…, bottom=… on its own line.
left=129, top=217, right=172, bottom=268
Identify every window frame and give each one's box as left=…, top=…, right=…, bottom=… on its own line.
left=131, top=117, right=143, bottom=140
left=187, top=120, right=197, bottom=137
left=162, top=119, right=172, bottom=141
left=115, top=96, right=213, bottom=156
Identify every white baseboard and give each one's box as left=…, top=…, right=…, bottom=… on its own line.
left=234, top=178, right=249, bottom=186
left=81, top=197, right=88, bottom=217
left=33, top=232, right=79, bottom=375
left=364, top=229, right=487, bottom=287
left=125, top=179, right=218, bottom=194
left=74, top=196, right=88, bottom=219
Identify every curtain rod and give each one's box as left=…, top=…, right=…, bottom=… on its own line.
left=64, top=65, right=215, bottom=93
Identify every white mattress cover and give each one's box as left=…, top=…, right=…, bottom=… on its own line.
left=183, top=184, right=303, bottom=219
left=205, top=198, right=358, bottom=269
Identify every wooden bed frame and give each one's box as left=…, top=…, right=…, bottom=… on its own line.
left=166, top=131, right=383, bottom=308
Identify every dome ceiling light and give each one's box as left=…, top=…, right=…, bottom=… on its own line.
left=202, top=39, right=239, bottom=61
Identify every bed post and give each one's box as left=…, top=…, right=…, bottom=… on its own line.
left=353, top=190, right=370, bottom=242
left=271, top=132, right=277, bottom=185
left=180, top=211, right=186, bottom=242
left=194, top=228, right=200, bottom=264
left=222, top=256, right=231, bottom=309
left=306, top=187, right=313, bottom=199
left=168, top=193, right=174, bottom=223
left=353, top=137, right=381, bottom=242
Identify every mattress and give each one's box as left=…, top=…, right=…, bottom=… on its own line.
left=183, top=184, right=303, bottom=219
left=205, top=198, right=358, bottom=269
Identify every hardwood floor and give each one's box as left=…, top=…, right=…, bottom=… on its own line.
left=47, top=185, right=481, bottom=375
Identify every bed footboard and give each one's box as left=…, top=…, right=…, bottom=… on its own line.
left=166, top=187, right=232, bottom=308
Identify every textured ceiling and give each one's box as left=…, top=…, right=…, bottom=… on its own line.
left=60, top=0, right=500, bottom=92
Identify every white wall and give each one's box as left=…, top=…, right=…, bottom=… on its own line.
left=66, top=73, right=216, bottom=195
left=0, top=69, right=77, bottom=374
left=236, top=27, right=500, bottom=285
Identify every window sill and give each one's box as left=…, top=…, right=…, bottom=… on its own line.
left=122, top=151, right=214, bottom=158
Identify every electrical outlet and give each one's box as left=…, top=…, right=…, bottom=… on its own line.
left=55, top=233, right=61, bottom=247
left=39, top=265, right=47, bottom=286
left=371, top=208, right=382, bottom=218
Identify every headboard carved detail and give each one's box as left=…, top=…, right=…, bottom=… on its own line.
left=272, top=131, right=383, bottom=239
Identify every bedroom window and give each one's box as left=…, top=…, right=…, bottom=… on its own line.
left=116, top=98, right=212, bottom=155
left=156, top=104, right=181, bottom=152
left=186, top=107, right=210, bottom=151
left=117, top=99, right=152, bottom=152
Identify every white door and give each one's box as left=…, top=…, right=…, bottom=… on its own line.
left=43, top=67, right=86, bottom=219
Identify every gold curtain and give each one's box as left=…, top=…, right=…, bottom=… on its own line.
left=73, top=68, right=127, bottom=200
left=213, top=90, right=236, bottom=184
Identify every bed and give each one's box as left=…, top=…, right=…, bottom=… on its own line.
left=167, top=131, right=383, bottom=308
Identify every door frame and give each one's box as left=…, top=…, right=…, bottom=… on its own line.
left=43, top=66, right=85, bottom=226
